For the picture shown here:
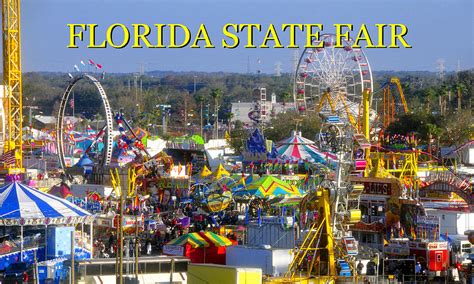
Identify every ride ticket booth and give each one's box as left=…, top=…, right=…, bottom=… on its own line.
left=409, top=241, right=449, bottom=278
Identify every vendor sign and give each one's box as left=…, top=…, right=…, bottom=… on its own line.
left=163, top=245, right=184, bottom=256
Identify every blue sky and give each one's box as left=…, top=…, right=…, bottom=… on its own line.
left=20, top=0, right=473, bottom=73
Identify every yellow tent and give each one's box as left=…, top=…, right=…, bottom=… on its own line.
left=199, top=165, right=213, bottom=178
left=214, top=163, right=230, bottom=179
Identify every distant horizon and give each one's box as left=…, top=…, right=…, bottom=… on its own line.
left=20, top=69, right=473, bottom=76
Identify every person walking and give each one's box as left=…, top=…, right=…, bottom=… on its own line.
left=146, top=239, right=152, bottom=255
left=357, top=260, right=365, bottom=276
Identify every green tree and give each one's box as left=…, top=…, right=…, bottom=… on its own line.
left=423, top=87, right=437, bottom=113
left=229, top=120, right=248, bottom=154
left=280, top=91, right=292, bottom=105
left=265, top=111, right=321, bottom=142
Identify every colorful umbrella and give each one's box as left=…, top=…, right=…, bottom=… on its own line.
left=167, top=232, right=210, bottom=248
left=276, top=131, right=337, bottom=164
left=244, top=175, right=303, bottom=197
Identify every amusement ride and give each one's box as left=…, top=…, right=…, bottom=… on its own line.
left=0, top=1, right=472, bottom=282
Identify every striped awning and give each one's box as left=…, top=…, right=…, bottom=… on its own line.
left=167, top=232, right=210, bottom=248
left=0, top=182, right=92, bottom=226
left=167, top=231, right=234, bottom=248
left=276, top=131, right=337, bottom=164
left=202, top=231, right=233, bottom=247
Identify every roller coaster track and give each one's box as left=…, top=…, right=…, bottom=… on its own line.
left=372, top=145, right=473, bottom=205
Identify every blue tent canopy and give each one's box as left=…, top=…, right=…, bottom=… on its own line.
left=246, top=128, right=267, bottom=154
left=75, top=154, right=94, bottom=167
left=0, top=182, right=92, bottom=226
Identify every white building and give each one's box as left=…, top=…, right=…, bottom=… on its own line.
left=425, top=209, right=474, bottom=235
left=231, top=90, right=295, bottom=124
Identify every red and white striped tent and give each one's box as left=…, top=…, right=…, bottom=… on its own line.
left=276, top=131, right=337, bottom=164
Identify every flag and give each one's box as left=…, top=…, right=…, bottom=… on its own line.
left=80, top=60, right=86, bottom=66
left=96, top=63, right=102, bottom=69
left=1, top=149, right=16, bottom=167
left=88, top=59, right=95, bottom=65
left=187, top=163, right=193, bottom=176
left=101, top=71, right=106, bottom=80
left=73, top=65, right=80, bottom=72
left=134, top=195, right=139, bottom=210
left=411, top=227, right=417, bottom=240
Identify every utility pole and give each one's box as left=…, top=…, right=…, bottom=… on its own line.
left=215, top=101, right=219, bottom=139
left=23, top=105, right=39, bottom=128
left=437, top=59, right=445, bottom=81
left=275, top=61, right=282, bottom=77
left=134, top=73, right=140, bottom=103
left=157, top=105, right=171, bottom=135
left=184, top=94, right=188, bottom=133
left=200, top=102, right=203, bottom=137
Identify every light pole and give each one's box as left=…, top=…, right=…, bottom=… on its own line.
left=375, top=252, right=379, bottom=284
left=200, top=101, right=203, bottom=137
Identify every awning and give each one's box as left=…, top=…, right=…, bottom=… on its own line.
left=202, top=231, right=233, bottom=247
left=167, top=232, right=210, bottom=248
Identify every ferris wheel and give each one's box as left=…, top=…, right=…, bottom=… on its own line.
left=294, top=34, right=373, bottom=126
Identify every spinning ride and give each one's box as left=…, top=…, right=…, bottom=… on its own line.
left=294, top=34, right=373, bottom=129
left=190, top=176, right=236, bottom=213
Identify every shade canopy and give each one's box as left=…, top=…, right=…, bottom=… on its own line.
left=277, top=131, right=336, bottom=164
left=213, top=164, right=230, bottom=179
left=199, top=165, right=213, bottom=179
left=0, top=182, right=92, bottom=226
left=202, top=231, right=233, bottom=247
left=167, top=231, right=233, bottom=248
left=237, top=175, right=303, bottom=197
left=167, top=232, right=210, bottom=248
